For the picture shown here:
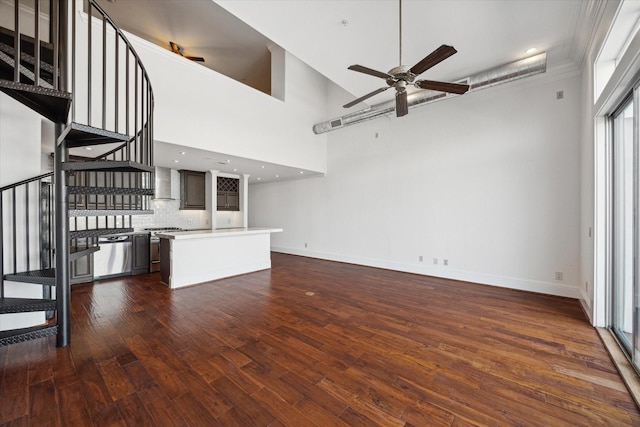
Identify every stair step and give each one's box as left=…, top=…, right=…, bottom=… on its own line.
left=0, top=325, right=58, bottom=347
left=0, top=79, right=71, bottom=123
left=0, top=26, right=55, bottom=68
left=70, top=228, right=133, bottom=239
left=70, top=245, right=100, bottom=261
left=67, top=186, right=155, bottom=196
left=63, top=161, right=154, bottom=173
left=0, top=297, right=56, bottom=314
left=69, top=209, right=153, bottom=217
left=4, top=268, right=56, bottom=286
left=0, top=50, right=54, bottom=88
left=60, top=122, right=130, bottom=148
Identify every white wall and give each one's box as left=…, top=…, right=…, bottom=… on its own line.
left=126, top=32, right=328, bottom=174
left=250, top=69, right=582, bottom=298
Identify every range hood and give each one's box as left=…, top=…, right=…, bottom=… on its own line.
left=153, top=166, right=174, bottom=200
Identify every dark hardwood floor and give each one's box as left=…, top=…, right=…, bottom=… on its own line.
left=1, top=252, right=638, bottom=426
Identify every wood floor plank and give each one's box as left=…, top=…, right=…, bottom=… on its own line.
left=97, top=357, right=136, bottom=401
left=55, top=381, right=94, bottom=426
left=0, top=253, right=638, bottom=425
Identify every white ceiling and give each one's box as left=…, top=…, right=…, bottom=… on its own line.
left=77, top=0, right=595, bottom=183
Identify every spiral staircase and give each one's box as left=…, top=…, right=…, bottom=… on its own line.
left=0, top=0, right=154, bottom=347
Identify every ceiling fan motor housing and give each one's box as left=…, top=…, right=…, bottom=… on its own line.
left=387, top=65, right=415, bottom=87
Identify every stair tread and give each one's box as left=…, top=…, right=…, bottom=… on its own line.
left=70, top=228, right=134, bottom=239
left=0, top=324, right=58, bottom=346
left=63, top=161, right=154, bottom=173
left=69, top=245, right=100, bottom=261
left=67, top=186, right=155, bottom=196
left=4, top=268, right=56, bottom=286
left=0, top=79, right=70, bottom=123
left=61, top=122, right=130, bottom=148
left=0, top=297, right=56, bottom=314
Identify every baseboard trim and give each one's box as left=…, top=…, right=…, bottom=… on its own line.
left=271, top=247, right=579, bottom=299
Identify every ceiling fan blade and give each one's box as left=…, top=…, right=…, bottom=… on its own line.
left=415, top=79, right=469, bottom=94
left=409, top=45, right=457, bottom=76
left=343, top=87, right=390, bottom=109
left=169, top=41, right=181, bottom=55
left=186, top=56, right=205, bottom=62
left=395, top=90, right=408, bottom=117
left=347, top=65, right=393, bottom=80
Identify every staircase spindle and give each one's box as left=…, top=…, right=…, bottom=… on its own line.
left=87, top=2, right=92, bottom=125
left=51, top=0, right=58, bottom=89
left=102, top=14, right=106, bottom=129
left=34, top=0, right=40, bottom=86
left=115, top=34, right=119, bottom=132
left=0, top=196, right=3, bottom=298
left=12, top=188, right=17, bottom=273
left=25, top=185, right=30, bottom=271
left=14, top=0, right=20, bottom=82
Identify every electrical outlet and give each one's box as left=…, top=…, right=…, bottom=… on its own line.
left=419, top=256, right=423, bottom=262
left=555, top=272, right=563, bottom=281
left=433, top=258, right=438, bottom=265
left=443, top=259, right=448, bottom=266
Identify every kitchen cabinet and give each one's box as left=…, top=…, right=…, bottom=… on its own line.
left=71, top=254, right=93, bottom=284
left=179, top=170, right=206, bottom=210
left=217, top=177, right=239, bottom=211
left=131, top=233, right=150, bottom=275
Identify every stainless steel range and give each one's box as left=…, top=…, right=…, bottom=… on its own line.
left=145, top=227, right=184, bottom=272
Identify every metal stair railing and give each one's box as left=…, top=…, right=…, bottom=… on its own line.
left=1, top=0, right=154, bottom=347
left=71, top=0, right=154, bottom=165
left=0, top=172, right=55, bottom=298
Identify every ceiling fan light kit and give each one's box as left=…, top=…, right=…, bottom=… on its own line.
left=344, top=0, right=469, bottom=117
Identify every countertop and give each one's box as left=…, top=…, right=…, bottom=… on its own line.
left=156, top=227, right=283, bottom=240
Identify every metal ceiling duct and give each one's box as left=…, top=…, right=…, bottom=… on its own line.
left=313, top=52, right=547, bottom=134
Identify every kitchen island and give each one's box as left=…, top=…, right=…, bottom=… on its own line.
left=156, top=228, right=282, bottom=289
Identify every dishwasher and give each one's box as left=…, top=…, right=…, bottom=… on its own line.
left=93, top=235, right=132, bottom=279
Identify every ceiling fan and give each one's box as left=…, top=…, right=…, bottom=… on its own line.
left=344, top=0, right=469, bottom=117
left=169, top=41, right=205, bottom=62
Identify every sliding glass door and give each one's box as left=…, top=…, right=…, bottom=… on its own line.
left=611, top=90, right=638, bottom=369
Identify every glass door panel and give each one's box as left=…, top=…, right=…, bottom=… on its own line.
left=612, top=99, right=634, bottom=354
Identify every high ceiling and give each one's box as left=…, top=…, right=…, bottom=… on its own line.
left=86, top=0, right=596, bottom=182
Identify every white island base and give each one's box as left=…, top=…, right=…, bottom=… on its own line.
left=157, top=228, right=282, bottom=289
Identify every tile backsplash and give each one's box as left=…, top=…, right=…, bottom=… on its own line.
left=132, top=199, right=208, bottom=230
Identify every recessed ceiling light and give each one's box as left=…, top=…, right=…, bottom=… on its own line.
left=233, top=168, right=237, bottom=172
left=526, top=47, right=537, bottom=54
left=275, top=174, right=279, bottom=178
left=299, top=171, right=304, bottom=174
left=173, top=160, right=179, bottom=163
left=180, top=151, right=186, bottom=155
left=257, top=177, right=261, bottom=181
left=85, top=147, right=92, bottom=150
left=225, top=159, right=230, bottom=163
left=261, top=165, right=265, bottom=169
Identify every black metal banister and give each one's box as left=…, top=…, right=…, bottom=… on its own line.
left=0, top=172, right=54, bottom=193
